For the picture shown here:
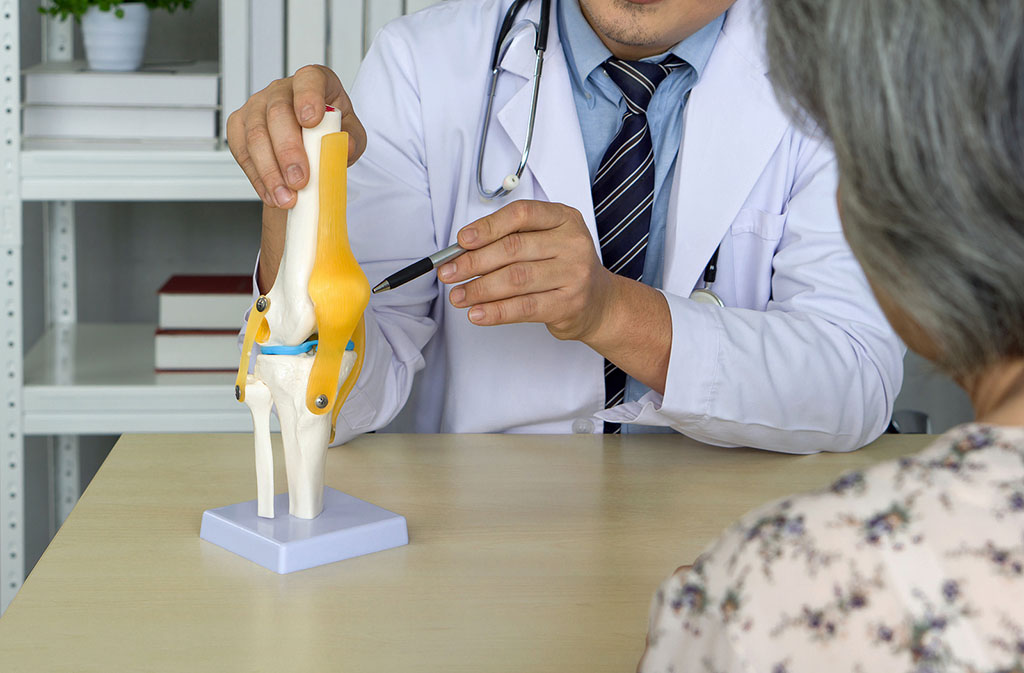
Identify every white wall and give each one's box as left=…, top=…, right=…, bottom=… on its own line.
left=896, top=352, right=973, bottom=433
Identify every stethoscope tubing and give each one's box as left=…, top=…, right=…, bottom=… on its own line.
left=477, top=0, right=550, bottom=200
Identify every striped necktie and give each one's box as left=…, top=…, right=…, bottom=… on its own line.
left=593, top=55, right=686, bottom=434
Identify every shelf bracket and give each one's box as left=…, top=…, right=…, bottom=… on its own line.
left=45, top=202, right=80, bottom=526
left=1, top=0, right=24, bottom=615
left=41, top=10, right=79, bottom=532
left=41, top=1, right=73, bottom=63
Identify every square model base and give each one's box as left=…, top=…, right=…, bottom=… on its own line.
left=200, top=487, right=408, bottom=574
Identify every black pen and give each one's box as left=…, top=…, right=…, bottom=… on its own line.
left=371, top=243, right=468, bottom=293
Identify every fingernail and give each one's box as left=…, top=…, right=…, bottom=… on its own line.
left=274, top=186, right=292, bottom=207
left=449, top=286, right=465, bottom=305
left=286, top=164, right=303, bottom=186
left=461, top=228, right=478, bottom=245
left=438, top=263, right=456, bottom=280
left=299, top=105, right=315, bottom=122
left=261, top=192, right=274, bottom=208
left=468, top=307, right=485, bottom=322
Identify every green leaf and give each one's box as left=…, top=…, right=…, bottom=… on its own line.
left=40, top=0, right=194, bottom=21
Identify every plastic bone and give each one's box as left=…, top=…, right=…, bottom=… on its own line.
left=254, top=350, right=355, bottom=518
left=234, top=109, right=371, bottom=519
left=242, top=376, right=274, bottom=517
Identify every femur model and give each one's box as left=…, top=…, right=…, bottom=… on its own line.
left=233, top=108, right=370, bottom=520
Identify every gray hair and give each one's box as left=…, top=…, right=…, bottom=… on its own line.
left=764, top=0, right=1024, bottom=381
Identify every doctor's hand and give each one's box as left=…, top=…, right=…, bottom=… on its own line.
left=438, top=200, right=673, bottom=393
left=441, top=201, right=612, bottom=341
left=226, top=65, right=367, bottom=210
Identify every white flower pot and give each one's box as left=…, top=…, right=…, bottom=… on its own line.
left=81, top=4, right=150, bottom=71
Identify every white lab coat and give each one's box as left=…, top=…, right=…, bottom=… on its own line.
left=326, top=0, right=904, bottom=452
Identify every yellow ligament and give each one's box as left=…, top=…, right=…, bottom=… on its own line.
left=329, top=314, right=365, bottom=443
left=306, top=131, right=371, bottom=415
left=234, top=294, right=271, bottom=403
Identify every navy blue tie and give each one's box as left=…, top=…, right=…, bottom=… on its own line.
left=593, top=56, right=685, bottom=434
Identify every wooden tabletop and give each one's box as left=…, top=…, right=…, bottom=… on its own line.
left=0, top=432, right=934, bottom=672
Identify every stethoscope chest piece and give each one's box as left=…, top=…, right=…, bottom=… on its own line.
left=688, top=246, right=724, bottom=306
left=689, top=288, right=725, bottom=307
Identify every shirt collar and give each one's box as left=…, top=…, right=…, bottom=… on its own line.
left=558, top=0, right=724, bottom=83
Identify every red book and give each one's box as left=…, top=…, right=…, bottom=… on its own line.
left=158, top=274, right=253, bottom=330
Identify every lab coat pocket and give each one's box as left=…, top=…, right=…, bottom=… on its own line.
left=726, top=208, right=787, bottom=310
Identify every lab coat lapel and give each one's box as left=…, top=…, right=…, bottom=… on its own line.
left=494, top=3, right=596, bottom=237
left=664, top=0, right=789, bottom=291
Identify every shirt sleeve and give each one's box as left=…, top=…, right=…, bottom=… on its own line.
left=329, top=23, right=448, bottom=443
left=599, top=138, right=904, bottom=453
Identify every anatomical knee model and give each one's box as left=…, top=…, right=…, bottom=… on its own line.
left=233, top=108, right=370, bottom=520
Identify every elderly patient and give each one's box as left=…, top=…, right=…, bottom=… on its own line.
left=638, top=1, right=1024, bottom=670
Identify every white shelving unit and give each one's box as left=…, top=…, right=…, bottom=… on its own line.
left=20, top=146, right=254, bottom=201
left=23, top=323, right=257, bottom=434
left=1, top=0, right=442, bottom=614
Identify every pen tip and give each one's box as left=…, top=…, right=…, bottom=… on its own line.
left=371, top=281, right=389, bottom=294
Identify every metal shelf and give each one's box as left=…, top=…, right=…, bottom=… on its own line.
left=23, top=323, right=262, bottom=434
left=20, top=145, right=256, bottom=202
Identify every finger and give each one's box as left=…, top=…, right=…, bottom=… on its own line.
left=457, top=201, right=579, bottom=250
left=439, top=229, right=559, bottom=284
left=293, top=65, right=367, bottom=166
left=227, top=109, right=275, bottom=207
left=266, top=92, right=309, bottom=194
left=449, top=259, right=563, bottom=309
left=291, top=65, right=330, bottom=127
left=243, top=85, right=301, bottom=209
left=464, top=289, right=565, bottom=327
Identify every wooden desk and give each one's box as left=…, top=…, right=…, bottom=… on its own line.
left=0, top=433, right=933, bottom=672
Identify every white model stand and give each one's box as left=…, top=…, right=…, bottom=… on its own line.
left=200, top=487, right=408, bottom=573
left=202, top=110, right=407, bottom=571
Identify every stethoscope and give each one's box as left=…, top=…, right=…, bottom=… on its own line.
left=688, top=247, right=724, bottom=307
left=475, top=0, right=724, bottom=307
left=476, top=0, right=550, bottom=199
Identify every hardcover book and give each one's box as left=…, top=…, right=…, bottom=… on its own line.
left=23, top=105, right=217, bottom=140
left=154, top=329, right=241, bottom=372
left=23, top=60, right=219, bottom=107
left=158, top=274, right=253, bottom=330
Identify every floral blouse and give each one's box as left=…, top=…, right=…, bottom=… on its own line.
left=639, top=424, right=1024, bottom=673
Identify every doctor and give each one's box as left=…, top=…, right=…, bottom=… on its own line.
left=227, top=0, right=903, bottom=452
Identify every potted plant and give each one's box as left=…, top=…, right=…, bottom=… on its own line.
left=40, top=0, right=195, bottom=72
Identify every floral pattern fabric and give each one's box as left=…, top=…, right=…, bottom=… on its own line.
left=639, top=424, right=1024, bottom=673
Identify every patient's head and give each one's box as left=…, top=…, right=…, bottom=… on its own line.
left=764, top=0, right=1024, bottom=384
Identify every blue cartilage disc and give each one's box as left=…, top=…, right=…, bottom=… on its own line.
left=260, top=339, right=355, bottom=355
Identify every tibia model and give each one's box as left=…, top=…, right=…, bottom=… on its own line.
left=253, top=350, right=356, bottom=519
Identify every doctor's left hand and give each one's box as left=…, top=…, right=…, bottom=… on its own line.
left=438, top=199, right=671, bottom=389
left=439, top=200, right=616, bottom=342
left=439, top=200, right=674, bottom=393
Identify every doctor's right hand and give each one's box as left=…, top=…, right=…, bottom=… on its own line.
left=226, top=65, right=367, bottom=210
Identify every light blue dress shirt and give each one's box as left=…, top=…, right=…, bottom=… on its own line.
left=557, top=0, right=724, bottom=432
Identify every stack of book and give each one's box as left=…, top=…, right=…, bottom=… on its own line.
left=22, top=60, right=219, bottom=147
left=155, top=275, right=253, bottom=372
